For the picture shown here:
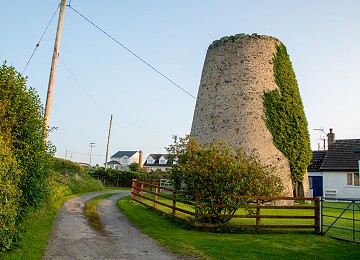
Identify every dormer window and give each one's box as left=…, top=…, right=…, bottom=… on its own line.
left=160, top=159, right=166, bottom=164
left=147, top=159, right=153, bottom=164
left=123, top=157, right=128, bottom=164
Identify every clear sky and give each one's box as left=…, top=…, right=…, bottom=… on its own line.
left=1, top=0, right=359, bottom=165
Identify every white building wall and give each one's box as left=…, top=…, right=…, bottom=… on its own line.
left=323, top=171, right=360, bottom=198
left=129, top=152, right=139, bottom=165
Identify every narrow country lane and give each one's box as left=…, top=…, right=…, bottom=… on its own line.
left=43, top=191, right=184, bottom=260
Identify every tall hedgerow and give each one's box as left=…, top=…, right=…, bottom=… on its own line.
left=263, top=44, right=312, bottom=196
left=0, top=62, right=52, bottom=211
left=0, top=62, right=53, bottom=251
left=0, top=136, right=22, bottom=251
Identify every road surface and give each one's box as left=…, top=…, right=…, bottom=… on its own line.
left=43, top=190, right=187, bottom=260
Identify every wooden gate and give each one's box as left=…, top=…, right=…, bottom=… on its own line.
left=321, top=198, right=360, bottom=244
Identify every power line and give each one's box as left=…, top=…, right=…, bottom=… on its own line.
left=22, top=4, right=60, bottom=75
left=66, top=149, right=103, bottom=156
left=67, top=4, right=196, bottom=100
left=58, top=54, right=108, bottom=115
left=58, top=55, right=168, bottom=137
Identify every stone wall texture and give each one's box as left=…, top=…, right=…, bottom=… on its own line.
left=191, top=33, right=300, bottom=197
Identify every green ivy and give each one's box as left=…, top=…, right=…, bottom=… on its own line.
left=263, top=43, right=312, bottom=193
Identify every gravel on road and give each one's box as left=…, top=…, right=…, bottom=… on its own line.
left=43, top=190, right=185, bottom=260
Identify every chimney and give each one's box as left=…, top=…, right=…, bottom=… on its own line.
left=328, top=128, right=335, bottom=146
left=139, top=150, right=143, bottom=169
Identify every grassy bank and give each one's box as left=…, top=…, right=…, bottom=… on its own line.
left=118, top=196, right=360, bottom=259
left=0, top=158, right=105, bottom=259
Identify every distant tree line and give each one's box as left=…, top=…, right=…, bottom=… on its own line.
left=88, top=163, right=171, bottom=187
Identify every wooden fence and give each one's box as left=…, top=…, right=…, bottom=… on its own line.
left=131, top=179, right=321, bottom=233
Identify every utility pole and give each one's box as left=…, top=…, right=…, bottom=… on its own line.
left=89, top=142, right=95, bottom=165
left=105, top=114, right=113, bottom=169
left=44, top=0, right=66, bottom=134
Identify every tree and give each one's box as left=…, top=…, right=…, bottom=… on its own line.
left=0, top=62, right=53, bottom=213
left=129, top=162, right=141, bottom=172
left=167, top=136, right=283, bottom=224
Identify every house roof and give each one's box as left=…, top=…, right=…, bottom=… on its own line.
left=319, top=139, right=360, bottom=171
left=107, top=160, right=121, bottom=165
left=143, top=154, right=172, bottom=167
left=307, top=150, right=327, bottom=172
left=111, top=151, right=138, bottom=158
left=146, top=154, right=170, bottom=160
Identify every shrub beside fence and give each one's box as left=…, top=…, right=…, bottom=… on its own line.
left=89, top=169, right=142, bottom=187
left=131, top=179, right=320, bottom=233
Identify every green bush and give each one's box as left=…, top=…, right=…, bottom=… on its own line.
left=0, top=62, right=53, bottom=251
left=0, top=62, right=53, bottom=213
left=144, top=169, right=171, bottom=180
left=167, top=136, right=283, bottom=224
left=129, top=162, right=141, bottom=172
left=91, top=168, right=144, bottom=187
left=49, top=157, right=84, bottom=176
left=0, top=137, right=22, bottom=252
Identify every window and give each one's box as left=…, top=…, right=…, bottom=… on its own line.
left=160, top=159, right=166, bottom=164
left=147, top=159, right=153, bottom=164
left=123, top=157, right=128, bottom=164
left=347, top=173, right=359, bottom=186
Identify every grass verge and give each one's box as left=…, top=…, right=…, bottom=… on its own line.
left=0, top=196, right=69, bottom=260
left=118, top=196, right=360, bottom=260
left=83, top=193, right=117, bottom=230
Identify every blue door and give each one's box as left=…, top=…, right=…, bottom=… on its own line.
left=310, top=176, right=323, bottom=197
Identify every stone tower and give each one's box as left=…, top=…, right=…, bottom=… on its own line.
left=191, top=33, right=306, bottom=197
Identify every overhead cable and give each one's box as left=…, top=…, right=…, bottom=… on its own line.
left=58, top=54, right=108, bottom=115
left=22, top=5, right=60, bottom=75
left=58, top=55, right=168, bottom=137
left=67, top=5, right=196, bottom=100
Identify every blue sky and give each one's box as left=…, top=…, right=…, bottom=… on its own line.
left=1, top=0, right=359, bottom=165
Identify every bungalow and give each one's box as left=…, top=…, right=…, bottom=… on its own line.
left=142, top=154, right=173, bottom=172
left=308, top=129, right=360, bottom=199
left=106, top=150, right=143, bottom=170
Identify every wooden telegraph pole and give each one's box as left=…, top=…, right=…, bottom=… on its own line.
left=44, top=0, right=66, bottom=133
left=104, top=114, right=113, bottom=169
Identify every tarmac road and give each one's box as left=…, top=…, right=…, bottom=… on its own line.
left=43, top=190, right=185, bottom=260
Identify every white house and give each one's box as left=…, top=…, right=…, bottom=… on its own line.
left=106, top=150, right=142, bottom=170
left=142, top=154, right=173, bottom=172
left=308, top=130, right=360, bottom=199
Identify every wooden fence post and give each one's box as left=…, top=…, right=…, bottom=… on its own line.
left=140, top=182, right=144, bottom=203
left=172, top=192, right=177, bottom=217
left=194, top=197, right=199, bottom=225
left=131, top=180, right=135, bottom=200
left=154, top=186, right=159, bottom=209
left=315, top=196, right=320, bottom=234
left=256, top=199, right=261, bottom=227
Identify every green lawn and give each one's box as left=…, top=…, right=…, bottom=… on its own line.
left=322, top=201, right=360, bottom=243
left=118, top=196, right=360, bottom=260
left=133, top=191, right=318, bottom=228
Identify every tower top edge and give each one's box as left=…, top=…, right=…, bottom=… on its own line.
left=209, top=33, right=281, bottom=49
